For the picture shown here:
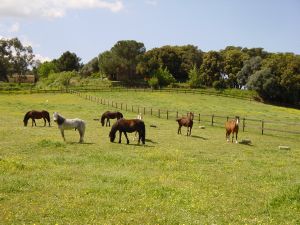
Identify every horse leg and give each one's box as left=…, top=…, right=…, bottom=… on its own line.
left=235, top=131, right=238, bottom=144
left=43, top=118, right=46, bottom=126
left=60, top=129, right=66, bottom=141
left=226, top=131, right=229, bottom=142
left=178, top=125, right=181, bottom=134
left=118, top=131, right=122, bottom=143
left=108, top=119, right=110, bottom=127
left=232, top=132, right=234, bottom=143
left=123, top=132, right=129, bottom=144
left=189, top=126, right=192, bottom=136
left=79, top=129, right=84, bottom=143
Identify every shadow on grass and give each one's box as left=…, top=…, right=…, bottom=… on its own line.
left=238, top=142, right=254, bottom=147
left=190, top=135, right=208, bottom=140
left=68, top=142, right=95, bottom=145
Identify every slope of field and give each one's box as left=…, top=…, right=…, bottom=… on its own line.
left=0, top=93, right=299, bottom=224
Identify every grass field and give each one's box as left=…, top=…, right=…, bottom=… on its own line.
left=0, top=92, right=300, bottom=224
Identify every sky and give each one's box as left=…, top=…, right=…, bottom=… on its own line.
left=0, top=0, right=299, bottom=63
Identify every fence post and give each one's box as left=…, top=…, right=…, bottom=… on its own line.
left=198, top=113, right=200, bottom=122
left=151, top=108, right=152, bottom=116
left=211, top=114, right=214, bottom=126
left=262, top=120, right=264, bottom=135
left=176, top=111, right=178, bottom=119
left=143, top=107, right=146, bottom=115
left=132, top=105, right=133, bottom=112
left=158, top=109, right=160, bottom=118
left=227, top=116, right=229, bottom=122
left=126, top=104, right=127, bottom=111
left=138, top=106, right=139, bottom=113
left=167, top=110, right=169, bottom=120
left=243, top=118, right=245, bottom=132
left=121, top=103, right=123, bottom=110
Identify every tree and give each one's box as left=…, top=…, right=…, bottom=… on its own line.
left=56, top=51, right=82, bottom=72
left=0, top=37, right=35, bottom=81
left=37, top=61, right=58, bottom=78
left=98, top=40, right=145, bottom=81
left=188, top=65, right=202, bottom=88
left=237, top=56, right=262, bottom=88
left=137, top=45, right=203, bottom=82
left=221, top=46, right=249, bottom=88
left=151, top=66, right=176, bottom=87
left=80, top=57, right=99, bottom=77
left=199, top=51, right=223, bottom=87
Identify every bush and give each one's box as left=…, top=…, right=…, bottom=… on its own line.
left=148, top=77, right=159, bottom=89
left=151, top=66, right=176, bottom=87
left=213, top=80, right=226, bottom=90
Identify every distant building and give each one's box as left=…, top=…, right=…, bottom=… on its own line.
left=7, top=74, right=36, bottom=83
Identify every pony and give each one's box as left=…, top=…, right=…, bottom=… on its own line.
left=176, top=112, right=194, bottom=136
left=225, top=116, right=239, bottom=143
left=53, top=112, right=86, bottom=143
left=23, top=110, right=51, bottom=127
left=100, top=111, right=123, bottom=127
left=109, top=118, right=145, bottom=145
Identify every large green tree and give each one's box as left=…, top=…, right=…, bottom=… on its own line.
left=98, top=40, right=145, bottom=81
left=0, top=38, right=35, bottom=81
left=55, top=51, right=82, bottom=72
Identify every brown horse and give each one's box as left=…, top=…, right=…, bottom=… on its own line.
left=101, top=111, right=123, bottom=127
left=176, top=112, right=194, bottom=136
left=225, top=116, right=239, bottom=143
left=109, top=118, right=145, bottom=145
left=23, top=110, right=51, bottom=127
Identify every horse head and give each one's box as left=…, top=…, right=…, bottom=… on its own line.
left=53, top=112, right=65, bottom=125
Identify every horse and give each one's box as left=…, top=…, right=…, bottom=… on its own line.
left=133, top=113, right=143, bottom=141
left=225, top=116, right=239, bottom=143
left=109, top=118, right=145, bottom=145
left=176, top=112, right=194, bottom=136
left=100, top=111, right=123, bottom=127
left=53, top=112, right=86, bottom=143
left=23, top=110, right=51, bottom=127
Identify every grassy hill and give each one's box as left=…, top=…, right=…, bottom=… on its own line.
left=0, top=92, right=299, bottom=224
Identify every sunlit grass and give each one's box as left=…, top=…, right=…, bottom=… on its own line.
left=0, top=93, right=299, bottom=224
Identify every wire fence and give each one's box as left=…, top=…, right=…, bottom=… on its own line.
left=69, top=89, right=300, bottom=136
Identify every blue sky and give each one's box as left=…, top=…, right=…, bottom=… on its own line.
left=0, top=0, right=299, bottom=63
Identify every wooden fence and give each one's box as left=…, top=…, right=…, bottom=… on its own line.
left=68, top=89, right=300, bottom=136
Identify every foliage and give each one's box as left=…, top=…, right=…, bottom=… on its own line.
left=55, top=51, right=82, bottom=72
left=148, top=76, right=159, bottom=89
left=39, top=71, right=79, bottom=87
left=98, top=40, right=145, bottom=81
left=151, top=66, right=176, bottom=87
left=188, top=65, right=202, bottom=88
left=137, top=45, right=202, bottom=82
left=37, top=61, right=58, bottom=78
left=0, top=37, right=35, bottom=81
left=79, top=57, right=99, bottom=77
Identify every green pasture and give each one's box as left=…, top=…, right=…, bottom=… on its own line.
left=0, top=93, right=300, bottom=224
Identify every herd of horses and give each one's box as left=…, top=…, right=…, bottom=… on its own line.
left=23, top=110, right=240, bottom=144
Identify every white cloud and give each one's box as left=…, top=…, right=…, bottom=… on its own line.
left=8, top=22, right=20, bottom=33
left=0, top=0, right=124, bottom=19
left=34, top=53, right=51, bottom=63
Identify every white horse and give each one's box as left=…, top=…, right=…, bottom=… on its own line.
left=53, top=112, right=86, bottom=143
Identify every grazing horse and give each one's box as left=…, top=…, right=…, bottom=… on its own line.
left=100, top=111, right=123, bottom=127
left=176, top=112, right=194, bottom=136
left=225, top=116, right=239, bottom=143
left=109, top=118, right=145, bottom=145
left=23, top=110, right=51, bottom=127
left=53, top=112, right=86, bottom=143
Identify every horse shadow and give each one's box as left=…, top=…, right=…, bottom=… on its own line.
left=190, top=135, right=208, bottom=140
left=145, top=138, right=158, bottom=144
left=68, top=142, right=95, bottom=145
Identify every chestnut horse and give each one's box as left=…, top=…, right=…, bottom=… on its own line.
left=23, top=110, right=51, bottom=127
left=109, top=118, right=145, bottom=145
left=225, top=116, right=239, bottom=143
left=176, top=112, right=194, bottom=136
left=101, top=111, right=123, bottom=127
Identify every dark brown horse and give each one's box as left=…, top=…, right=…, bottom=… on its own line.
left=225, top=116, right=239, bottom=143
left=23, top=110, right=51, bottom=127
left=109, top=118, right=145, bottom=145
left=101, top=111, right=123, bottom=127
left=176, top=112, right=194, bottom=136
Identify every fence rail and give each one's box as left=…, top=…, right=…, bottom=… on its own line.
left=68, top=89, right=300, bottom=136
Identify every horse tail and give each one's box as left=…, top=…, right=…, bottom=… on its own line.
left=141, top=121, right=146, bottom=144
left=44, top=111, right=51, bottom=123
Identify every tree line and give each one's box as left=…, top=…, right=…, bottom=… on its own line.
left=1, top=38, right=299, bottom=105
